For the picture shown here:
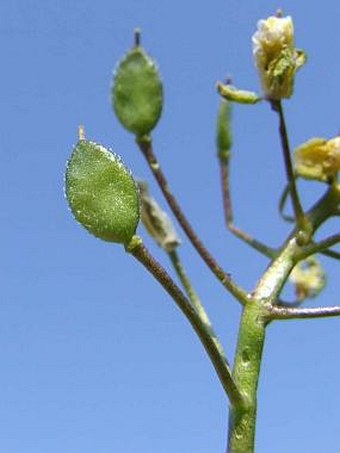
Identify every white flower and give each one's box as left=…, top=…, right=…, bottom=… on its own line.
left=252, top=15, right=306, bottom=99
left=253, top=16, right=294, bottom=59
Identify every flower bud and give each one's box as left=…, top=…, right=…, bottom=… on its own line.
left=65, top=129, right=140, bottom=244
left=294, top=137, right=340, bottom=182
left=289, top=256, right=326, bottom=301
left=217, top=82, right=261, bottom=104
left=112, top=30, right=163, bottom=138
left=138, top=182, right=180, bottom=252
left=252, top=14, right=306, bottom=100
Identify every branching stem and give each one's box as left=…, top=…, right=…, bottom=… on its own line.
left=219, top=154, right=277, bottom=258
left=268, top=305, right=340, bottom=321
left=227, top=184, right=340, bottom=452
left=168, top=249, right=207, bottom=319
left=296, top=233, right=340, bottom=260
left=137, top=138, right=247, bottom=304
left=321, top=249, right=340, bottom=260
left=126, top=236, right=245, bottom=407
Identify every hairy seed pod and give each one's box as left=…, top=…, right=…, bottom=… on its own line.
left=112, top=32, right=163, bottom=138
left=65, top=137, right=140, bottom=244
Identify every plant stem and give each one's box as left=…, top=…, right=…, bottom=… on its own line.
left=219, top=155, right=276, bottom=258
left=227, top=184, right=340, bottom=451
left=227, top=238, right=301, bottom=452
left=137, top=138, right=247, bottom=304
left=168, top=247, right=232, bottom=364
left=296, top=233, right=340, bottom=260
left=126, top=236, right=245, bottom=407
left=268, top=305, right=340, bottom=320
left=227, top=301, right=267, bottom=453
left=278, top=181, right=295, bottom=222
left=321, top=249, right=340, bottom=260
left=168, top=249, right=209, bottom=322
left=271, top=101, right=305, bottom=228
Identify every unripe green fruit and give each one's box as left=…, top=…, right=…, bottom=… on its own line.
left=112, top=37, right=163, bottom=138
left=65, top=138, right=140, bottom=244
left=216, top=99, right=232, bottom=160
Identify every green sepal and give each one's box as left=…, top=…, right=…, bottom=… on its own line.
left=65, top=139, right=140, bottom=245
left=112, top=43, right=163, bottom=138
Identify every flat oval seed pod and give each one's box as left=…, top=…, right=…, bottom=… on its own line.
left=65, top=139, right=140, bottom=244
left=112, top=43, right=163, bottom=137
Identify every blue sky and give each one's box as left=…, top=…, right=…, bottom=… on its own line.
left=2, top=1, right=340, bottom=452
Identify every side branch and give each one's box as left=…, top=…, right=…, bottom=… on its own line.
left=268, top=305, right=340, bottom=321
left=137, top=138, right=247, bottom=304
left=126, top=236, right=245, bottom=407
left=321, top=249, right=340, bottom=260
left=168, top=249, right=208, bottom=320
left=219, top=155, right=276, bottom=258
left=296, top=233, right=340, bottom=260
left=271, top=101, right=305, bottom=228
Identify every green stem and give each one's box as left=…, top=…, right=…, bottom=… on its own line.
left=219, top=155, right=276, bottom=258
left=227, top=302, right=267, bottom=453
left=296, top=233, right=340, bottom=260
left=278, top=181, right=295, bottom=223
left=227, top=184, right=340, bottom=452
left=137, top=137, right=247, bottom=304
left=227, top=243, right=299, bottom=453
left=321, top=249, right=340, bottom=260
left=168, top=249, right=209, bottom=323
left=271, top=101, right=305, bottom=229
left=126, top=236, right=245, bottom=407
left=268, top=305, right=340, bottom=321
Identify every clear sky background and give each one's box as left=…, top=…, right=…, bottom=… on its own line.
left=2, top=1, right=340, bottom=452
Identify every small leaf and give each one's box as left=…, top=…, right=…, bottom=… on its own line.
left=112, top=34, right=163, bottom=138
left=65, top=138, right=140, bottom=244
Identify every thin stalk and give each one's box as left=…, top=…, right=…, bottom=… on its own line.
left=219, top=155, right=276, bottom=258
left=321, top=249, right=340, bottom=260
left=268, top=305, right=340, bottom=321
left=137, top=138, right=247, bottom=304
left=168, top=249, right=209, bottom=321
left=279, top=181, right=295, bottom=222
left=126, top=236, right=245, bottom=407
left=296, top=233, right=340, bottom=260
left=271, top=101, right=305, bottom=228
